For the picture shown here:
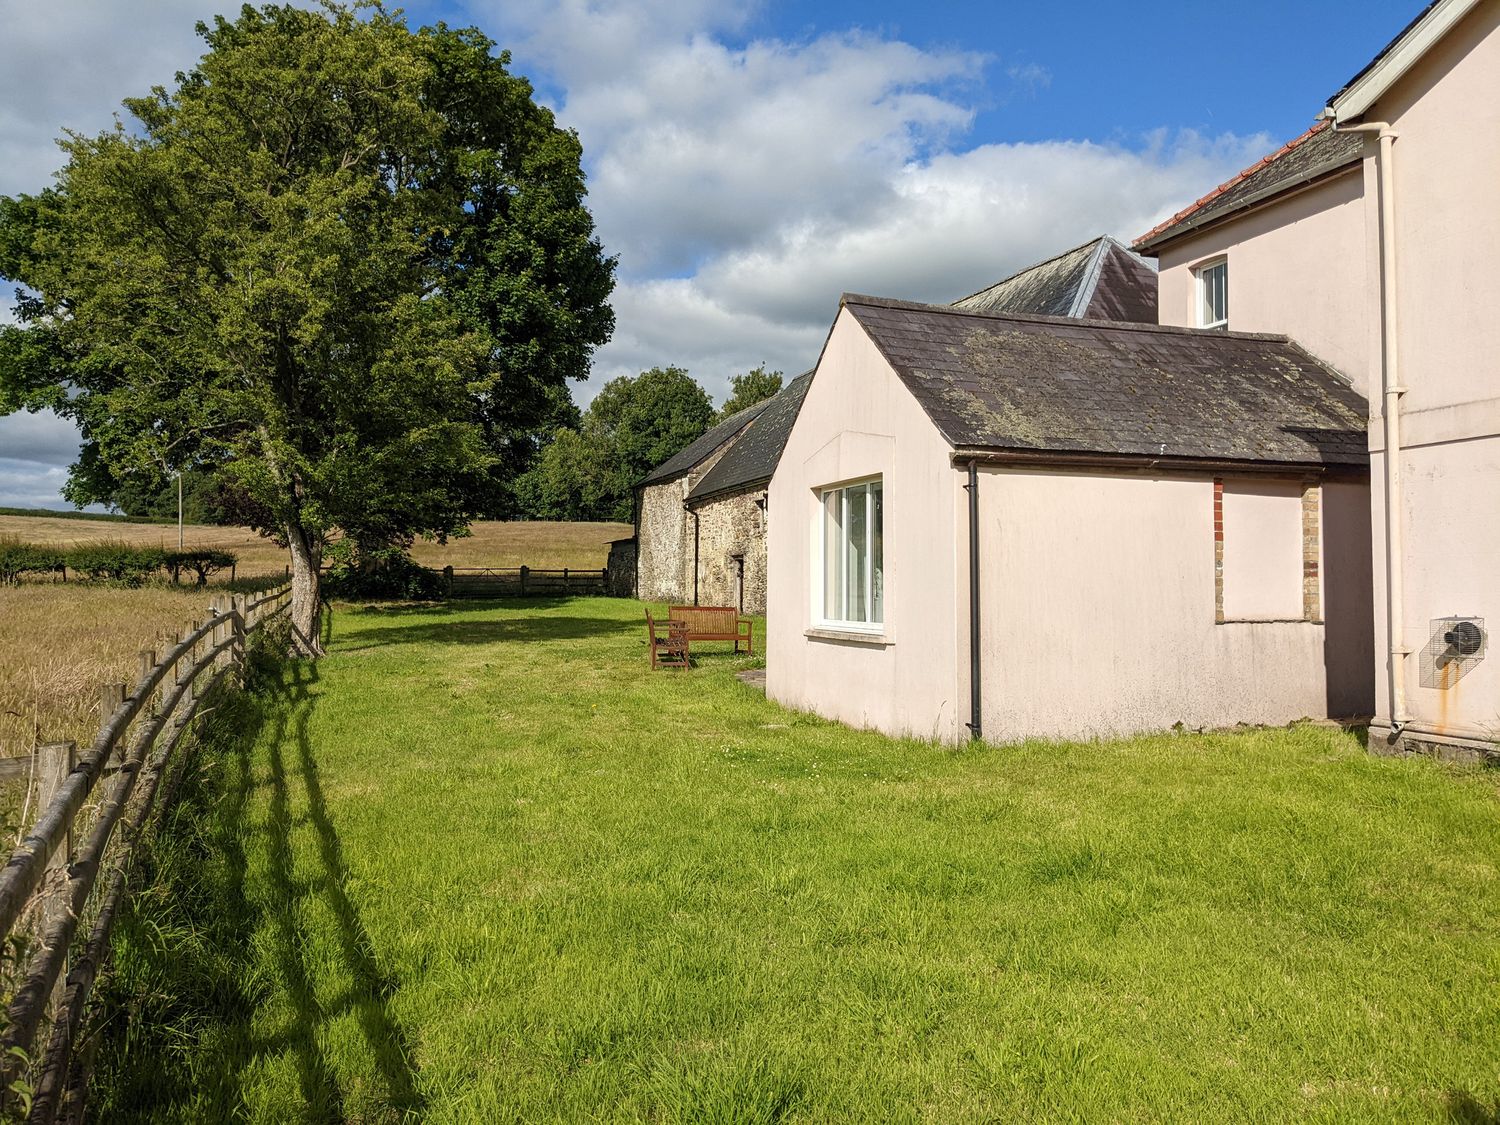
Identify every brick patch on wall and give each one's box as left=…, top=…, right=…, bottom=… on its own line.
left=1301, top=478, right=1322, bottom=622
left=1213, top=477, right=1225, bottom=623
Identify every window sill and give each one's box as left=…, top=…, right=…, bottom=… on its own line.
left=1217, top=618, right=1322, bottom=625
left=805, top=627, right=894, bottom=647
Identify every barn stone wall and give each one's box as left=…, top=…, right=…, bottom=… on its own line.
left=605, top=538, right=637, bottom=597
left=636, top=478, right=691, bottom=602
left=691, top=490, right=769, bottom=614
left=634, top=439, right=746, bottom=604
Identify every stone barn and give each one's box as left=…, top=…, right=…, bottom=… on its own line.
left=683, top=373, right=812, bottom=614
left=632, top=401, right=769, bottom=603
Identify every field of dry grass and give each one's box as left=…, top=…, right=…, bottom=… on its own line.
left=0, top=514, right=629, bottom=577
left=0, top=515, right=630, bottom=761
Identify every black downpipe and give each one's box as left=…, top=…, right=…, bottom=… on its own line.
left=965, top=460, right=982, bottom=741
left=691, top=508, right=701, bottom=606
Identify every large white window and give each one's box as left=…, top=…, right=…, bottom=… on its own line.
left=1196, top=257, right=1228, bottom=329
left=821, top=478, right=883, bottom=627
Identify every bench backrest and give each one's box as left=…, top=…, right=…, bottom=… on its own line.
left=669, top=605, right=740, bottom=634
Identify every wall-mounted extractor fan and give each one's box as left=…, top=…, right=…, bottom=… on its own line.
left=1420, top=616, right=1487, bottom=689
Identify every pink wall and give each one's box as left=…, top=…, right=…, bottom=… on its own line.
left=766, top=308, right=967, bottom=742
left=1156, top=171, right=1372, bottom=398
left=1220, top=479, right=1305, bottom=621
left=1364, top=1, right=1500, bottom=746
left=976, top=468, right=1336, bottom=742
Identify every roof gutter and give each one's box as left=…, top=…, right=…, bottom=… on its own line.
left=949, top=448, right=1363, bottom=478
left=1326, top=114, right=1409, bottom=731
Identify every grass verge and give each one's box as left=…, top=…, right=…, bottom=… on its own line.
left=92, top=597, right=1500, bottom=1122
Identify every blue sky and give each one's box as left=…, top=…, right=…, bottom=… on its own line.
left=0, top=0, right=1418, bottom=508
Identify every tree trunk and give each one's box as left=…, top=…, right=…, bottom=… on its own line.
left=287, top=525, right=325, bottom=657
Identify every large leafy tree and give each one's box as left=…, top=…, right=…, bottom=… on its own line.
left=715, top=364, right=782, bottom=421
left=520, top=365, right=713, bottom=521
left=0, top=3, right=614, bottom=652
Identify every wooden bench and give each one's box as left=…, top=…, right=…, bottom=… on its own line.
left=669, top=605, right=754, bottom=655
left=645, top=609, right=690, bottom=670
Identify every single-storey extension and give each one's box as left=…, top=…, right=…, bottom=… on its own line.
left=766, top=294, right=1373, bottom=745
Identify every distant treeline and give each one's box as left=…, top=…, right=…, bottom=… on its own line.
left=0, top=539, right=237, bottom=586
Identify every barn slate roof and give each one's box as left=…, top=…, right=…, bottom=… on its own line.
left=842, top=294, right=1369, bottom=468
left=635, top=398, right=770, bottom=488
left=1133, top=122, right=1365, bottom=253
left=686, top=372, right=814, bottom=506
left=954, top=236, right=1158, bottom=323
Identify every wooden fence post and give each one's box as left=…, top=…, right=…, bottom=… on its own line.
left=100, top=684, right=126, bottom=771
left=519, top=565, right=528, bottom=596
left=230, top=595, right=247, bottom=683
left=36, top=740, right=76, bottom=1014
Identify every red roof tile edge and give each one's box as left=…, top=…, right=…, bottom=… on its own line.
left=1132, top=121, right=1330, bottom=250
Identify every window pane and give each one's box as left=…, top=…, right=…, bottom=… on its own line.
left=871, top=480, right=884, bottom=624
left=847, top=483, right=868, bottom=621
left=1201, top=261, right=1227, bottom=325
left=823, top=489, right=844, bottom=619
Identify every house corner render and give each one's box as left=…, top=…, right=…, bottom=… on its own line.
left=1137, top=0, right=1500, bottom=758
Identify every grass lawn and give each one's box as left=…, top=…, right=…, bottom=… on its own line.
left=95, top=597, right=1500, bottom=1122
left=0, top=520, right=628, bottom=759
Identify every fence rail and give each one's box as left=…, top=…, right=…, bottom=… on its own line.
left=444, top=565, right=608, bottom=598
left=0, top=583, right=293, bottom=1123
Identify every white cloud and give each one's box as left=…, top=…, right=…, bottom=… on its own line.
left=0, top=1, right=234, bottom=197
left=465, top=0, right=1268, bottom=404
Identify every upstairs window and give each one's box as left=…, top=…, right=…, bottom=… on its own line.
left=1196, top=257, right=1228, bottom=329
left=821, top=478, right=883, bottom=627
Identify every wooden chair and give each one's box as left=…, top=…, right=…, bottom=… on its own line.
left=645, top=609, right=690, bottom=670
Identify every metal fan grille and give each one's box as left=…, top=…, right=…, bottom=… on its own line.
left=1420, top=616, right=1487, bottom=689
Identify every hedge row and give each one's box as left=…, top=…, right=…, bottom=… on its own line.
left=0, top=539, right=237, bottom=587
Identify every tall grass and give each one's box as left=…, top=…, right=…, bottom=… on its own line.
left=90, top=597, right=1500, bottom=1122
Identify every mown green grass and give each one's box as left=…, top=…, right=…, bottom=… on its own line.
left=95, top=597, right=1500, bottom=1122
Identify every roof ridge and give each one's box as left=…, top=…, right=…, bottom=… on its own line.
left=950, top=235, right=1105, bottom=305
left=843, top=291, right=1294, bottom=344
left=1132, top=122, right=1332, bottom=249
left=1066, top=238, right=1112, bottom=318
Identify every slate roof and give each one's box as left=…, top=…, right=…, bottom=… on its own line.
left=635, top=399, right=770, bottom=487
left=1133, top=122, right=1365, bottom=253
left=954, top=236, right=1157, bottom=323
left=686, top=372, right=814, bottom=506
left=842, top=294, right=1369, bottom=468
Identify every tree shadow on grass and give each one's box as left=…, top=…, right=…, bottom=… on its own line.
left=89, top=658, right=424, bottom=1122
left=1447, top=1092, right=1500, bottom=1124
left=336, top=613, right=640, bottom=652
left=249, top=660, right=425, bottom=1117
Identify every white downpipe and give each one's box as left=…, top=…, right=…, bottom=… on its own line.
left=1336, top=119, right=1408, bottom=727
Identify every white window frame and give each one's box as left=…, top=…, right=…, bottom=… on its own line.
left=817, top=477, right=883, bottom=631
left=1195, top=256, right=1228, bottom=329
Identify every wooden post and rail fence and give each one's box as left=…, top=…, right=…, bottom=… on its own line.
left=0, top=583, right=293, bottom=1123
left=443, top=565, right=609, bottom=598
